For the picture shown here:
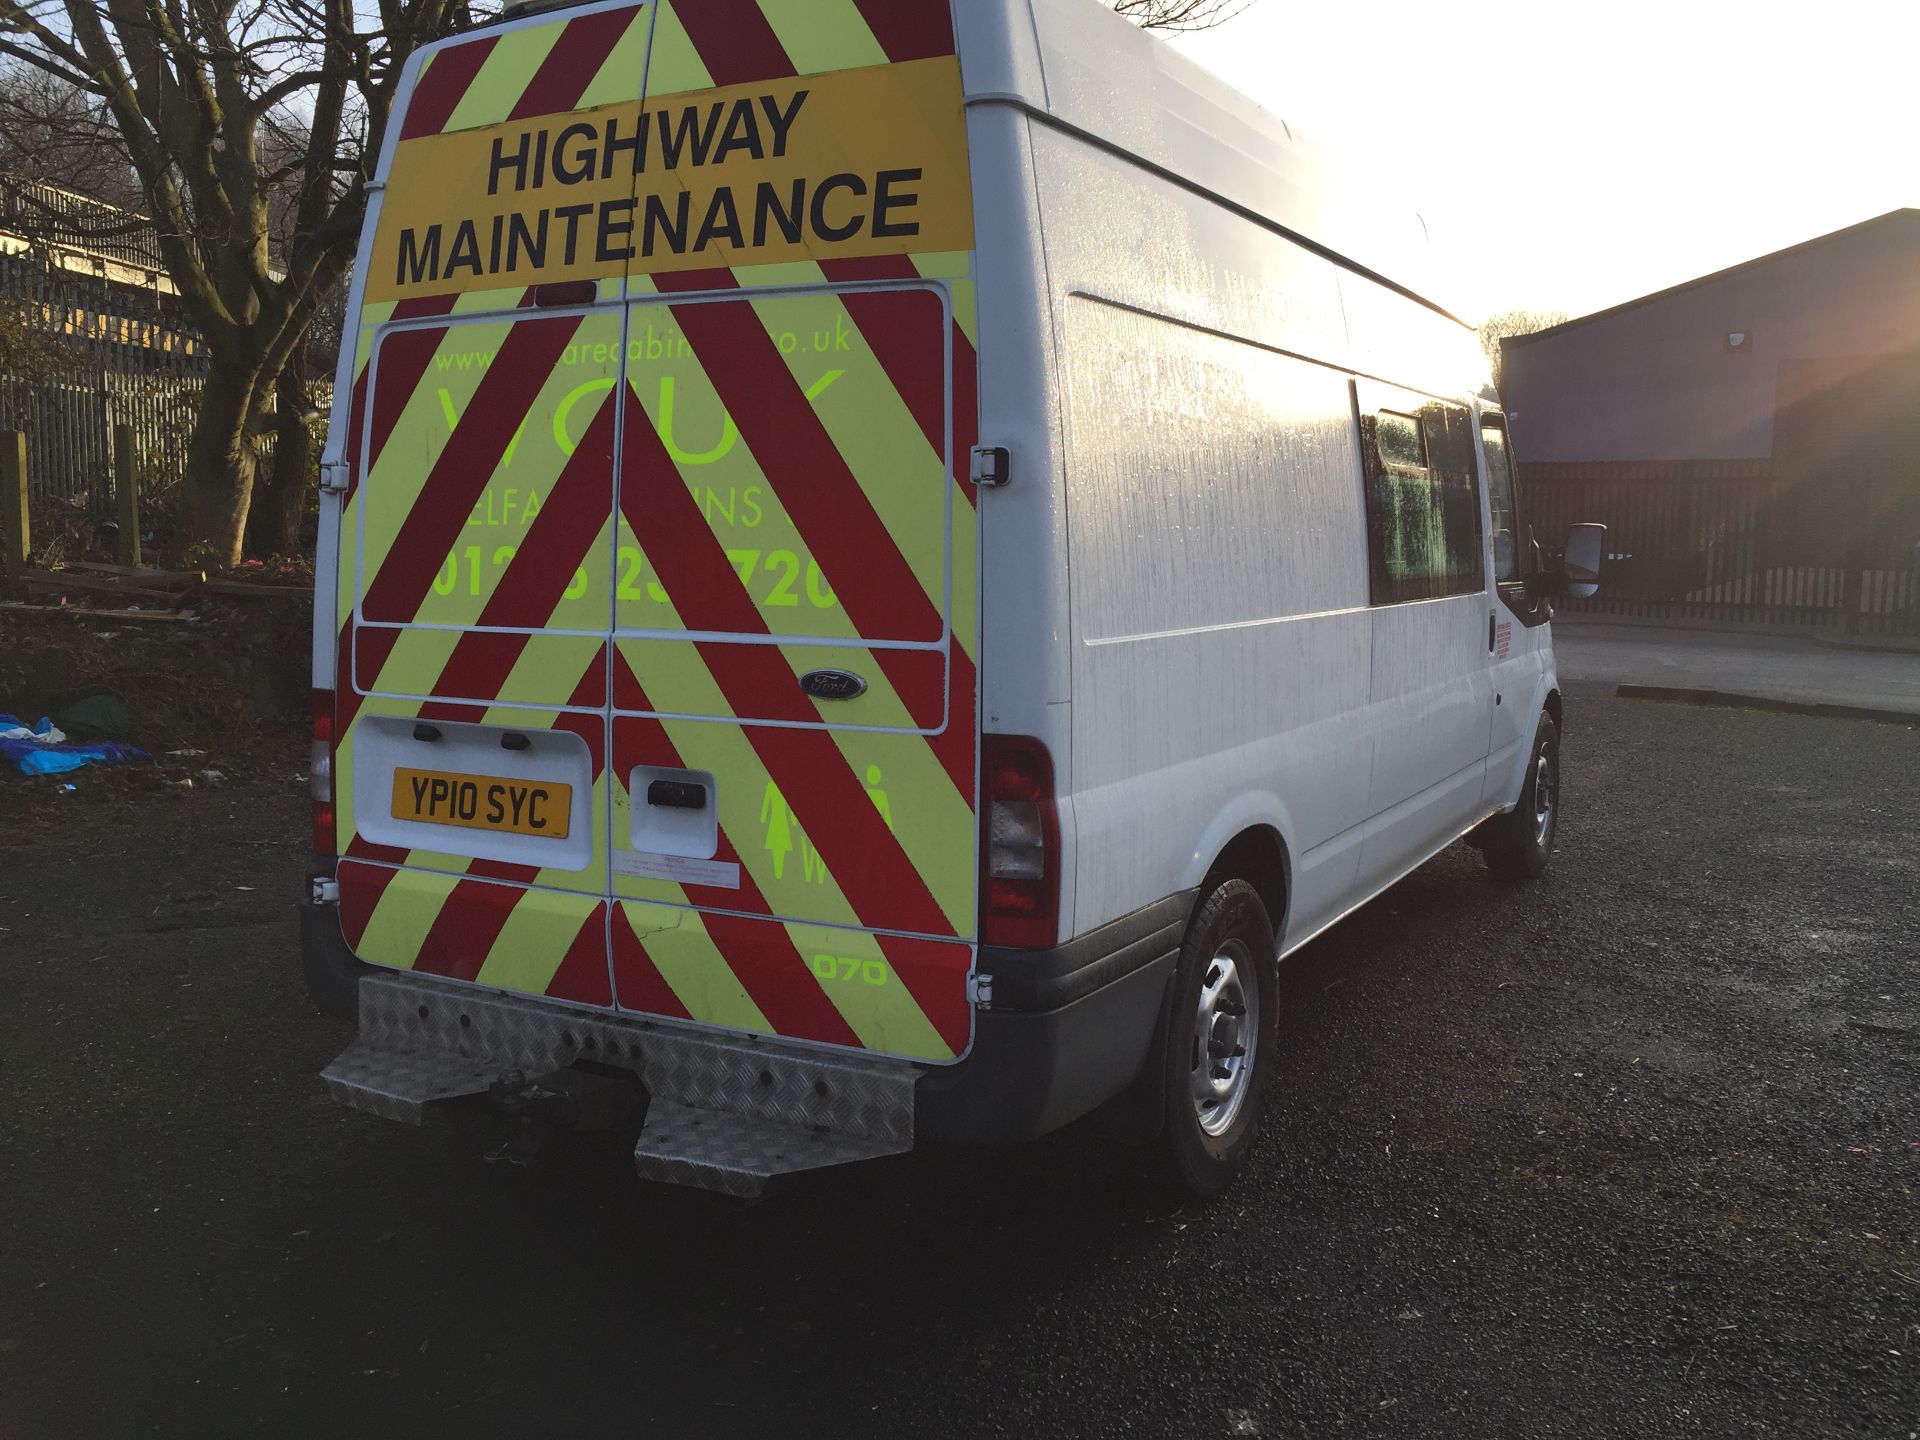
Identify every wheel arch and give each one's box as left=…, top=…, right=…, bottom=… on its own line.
left=1496, top=676, right=1564, bottom=813
left=1195, top=824, right=1291, bottom=949
left=1097, top=819, right=1291, bottom=1153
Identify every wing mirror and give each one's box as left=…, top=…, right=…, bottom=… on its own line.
left=1561, top=523, right=1606, bottom=600
left=1531, top=522, right=1606, bottom=605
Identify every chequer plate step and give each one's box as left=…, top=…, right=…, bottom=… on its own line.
left=633, top=1099, right=909, bottom=1199
left=322, top=973, right=922, bottom=1194
left=322, top=1040, right=497, bottom=1125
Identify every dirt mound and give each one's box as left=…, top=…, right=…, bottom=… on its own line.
left=0, top=600, right=311, bottom=823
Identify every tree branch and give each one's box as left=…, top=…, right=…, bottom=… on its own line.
left=4, top=0, right=474, bottom=561
left=1113, top=0, right=1254, bottom=31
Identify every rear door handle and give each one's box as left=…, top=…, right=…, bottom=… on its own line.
left=647, top=780, right=708, bottom=810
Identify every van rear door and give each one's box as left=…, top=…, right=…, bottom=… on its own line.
left=606, top=1, right=981, bottom=1064
left=333, top=0, right=980, bottom=1063
left=330, top=1, right=656, bottom=1012
left=610, top=281, right=977, bottom=1063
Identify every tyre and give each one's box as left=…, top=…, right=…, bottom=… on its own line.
left=1481, top=714, right=1560, bottom=881
left=1147, top=878, right=1279, bottom=1201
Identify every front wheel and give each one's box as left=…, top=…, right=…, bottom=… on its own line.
left=1481, top=714, right=1560, bottom=881
left=1147, top=878, right=1279, bottom=1201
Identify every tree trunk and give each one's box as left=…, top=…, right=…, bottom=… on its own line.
left=179, top=358, right=261, bottom=568
left=248, top=353, right=314, bottom=557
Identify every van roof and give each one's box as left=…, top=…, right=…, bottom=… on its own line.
left=397, top=0, right=1460, bottom=322
left=1010, top=0, right=1460, bottom=323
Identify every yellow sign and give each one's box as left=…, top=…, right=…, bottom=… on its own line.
left=392, top=768, right=574, bottom=839
left=369, top=56, right=974, bottom=302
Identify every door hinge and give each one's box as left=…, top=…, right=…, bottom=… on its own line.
left=310, top=876, right=341, bottom=905
left=970, top=446, right=1012, bottom=489
left=319, top=460, right=350, bottom=495
left=967, top=972, right=994, bottom=1008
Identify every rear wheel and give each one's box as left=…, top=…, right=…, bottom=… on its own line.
left=1148, top=879, right=1278, bottom=1200
left=1481, top=714, right=1560, bottom=881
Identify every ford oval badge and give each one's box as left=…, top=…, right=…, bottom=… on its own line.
left=800, top=668, right=867, bottom=701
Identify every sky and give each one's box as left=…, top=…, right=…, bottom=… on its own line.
left=1171, top=0, right=1920, bottom=326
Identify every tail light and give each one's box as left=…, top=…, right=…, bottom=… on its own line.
left=982, top=734, right=1059, bottom=950
left=311, top=689, right=336, bottom=857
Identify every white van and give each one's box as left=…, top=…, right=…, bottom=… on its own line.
left=305, top=0, right=1604, bottom=1199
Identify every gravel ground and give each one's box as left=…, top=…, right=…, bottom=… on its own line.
left=1, top=685, right=1916, bottom=1439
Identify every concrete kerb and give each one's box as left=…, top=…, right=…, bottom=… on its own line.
left=1615, top=684, right=1920, bottom=728
left=1811, top=633, right=1920, bottom=657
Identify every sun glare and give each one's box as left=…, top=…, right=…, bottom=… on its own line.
left=1173, top=0, right=1920, bottom=322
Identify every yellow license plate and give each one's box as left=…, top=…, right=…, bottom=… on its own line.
left=391, top=768, right=573, bottom=840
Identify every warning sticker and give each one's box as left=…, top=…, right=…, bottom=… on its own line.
left=369, top=56, right=974, bottom=302
left=614, top=850, right=743, bottom=891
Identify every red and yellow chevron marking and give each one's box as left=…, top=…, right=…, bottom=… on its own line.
left=399, top=2, right=653, bottom=142
left=399, top=0, right=955, bottom=144
left=328, top=0, right=976, bottom=1056
left=613, top=903, right=970, bottom=1061
left=358, top=308, right=620, bottom=642
left=340, top=863, right=613, bottom=1007
left=649, top=0, right=955, bottom=90
left=605, top=656, right=975, bottom=1059
left=595, top=277, right=980, bottom=1057
left=617, top=286, right=952, bottom=643
left=608, top=284, right=976, bottom=923
left=332, top=652, right=616, bottom=1010
left=333, top=307, right=626, bottom=950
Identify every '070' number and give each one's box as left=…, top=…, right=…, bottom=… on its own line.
left=811, top=955, right=889, bottom=987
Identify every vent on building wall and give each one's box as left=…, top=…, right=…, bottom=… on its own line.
left=1725, top=330, right=1754, bottom=353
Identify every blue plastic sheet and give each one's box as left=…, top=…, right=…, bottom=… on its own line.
left=0, top=713, right=148, bottom=776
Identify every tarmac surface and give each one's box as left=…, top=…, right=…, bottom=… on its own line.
left=2, top=683, right=1917, bottom=1438
left=1554, top=619, right=1920, bottom=718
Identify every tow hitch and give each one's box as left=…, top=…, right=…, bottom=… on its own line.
left=487, top=1067, right=644, bottom=1164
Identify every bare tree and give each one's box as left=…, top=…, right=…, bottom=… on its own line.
left=249, top=108, right=334, bottom=557
left=1479, top=308, right=1570, bottom=393
left=1113, top=0, right=1254, bottom=30
left=0, top=0, right=471, bottom=566
left=0, top=63, right=140, bottom=206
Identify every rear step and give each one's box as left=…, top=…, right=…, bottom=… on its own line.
left=633, top=1099, right=909, bottom=1197
left=322, top=973, right=917, bottom=1197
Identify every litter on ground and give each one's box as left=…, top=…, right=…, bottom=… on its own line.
left=0, top=712, right=149, bottom=778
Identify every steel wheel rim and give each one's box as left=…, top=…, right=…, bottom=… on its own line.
left=1191, top=943, right=1258, bottom=1137
left=1533, top=748, right=1556, bottom=847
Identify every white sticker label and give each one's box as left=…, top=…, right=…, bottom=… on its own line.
left=614, top=851, right=742, bottom=890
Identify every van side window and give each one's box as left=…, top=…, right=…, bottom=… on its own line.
left=1358, top=395, right=1484, bottom=605
left=1480, top=416, right=1520, bottom=584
